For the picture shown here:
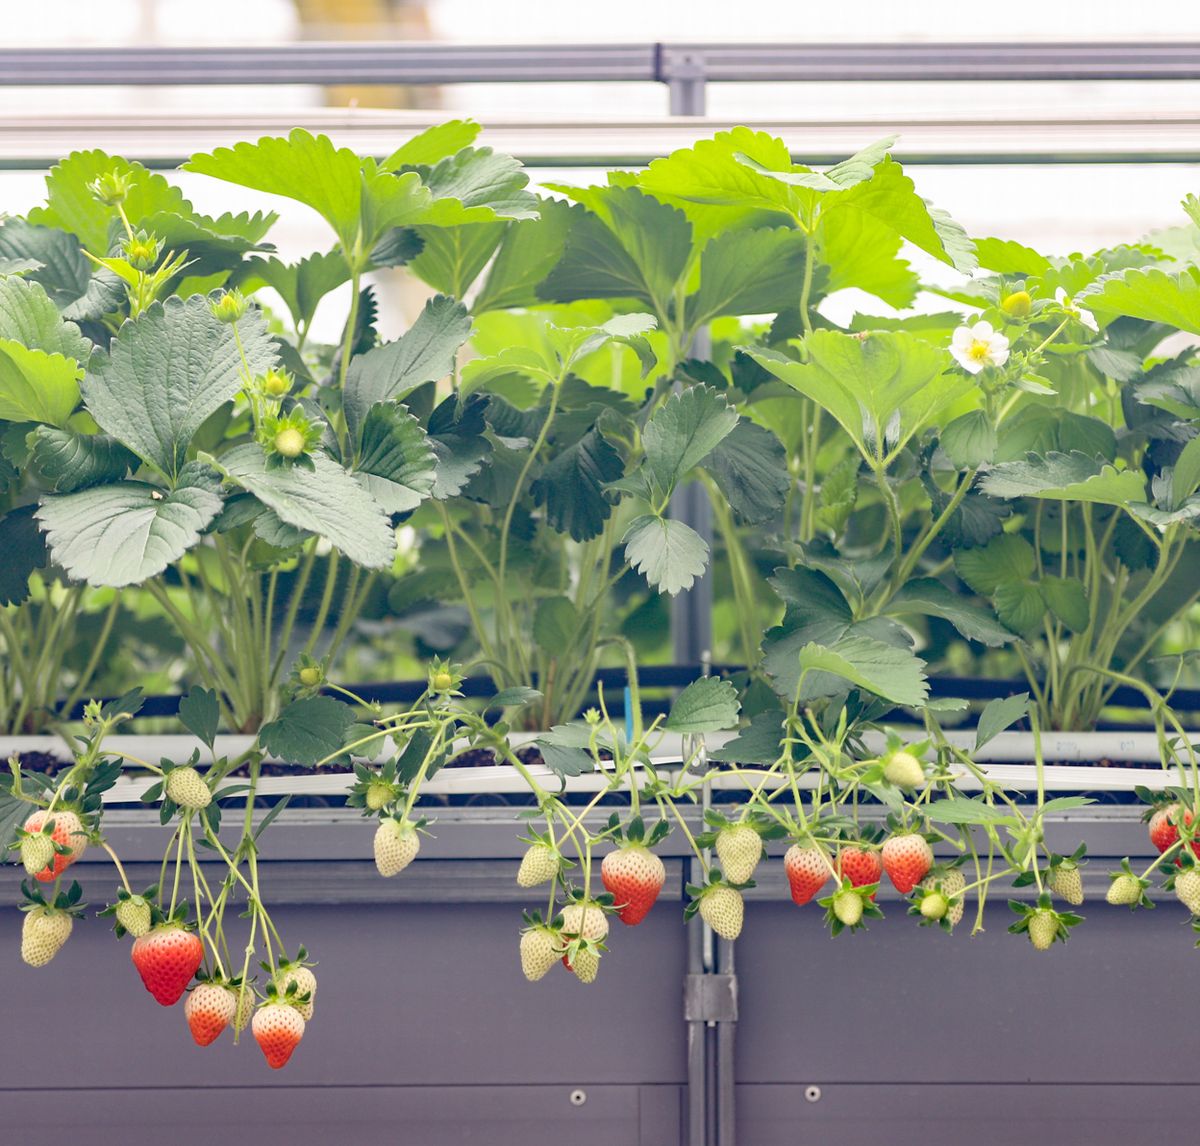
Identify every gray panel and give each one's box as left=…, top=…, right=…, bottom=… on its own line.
left=0, top=901, right=687, bottom=1090
left=735, top=900, right=1195, bottom=1086
left=738, top=1084, right=1200, bottom=1146
left=2, top=1084, right=678, bottom=1146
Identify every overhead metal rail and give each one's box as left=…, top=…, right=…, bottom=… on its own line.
left=5, top=41, right=1200, bottom=87
left=4, top=110, right=1200, bottom=168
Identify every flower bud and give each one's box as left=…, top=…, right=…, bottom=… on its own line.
left=298, top=665, right=322, bottom=688
left=261, top=369, right=292, bottom=398
left=1001, top=290, right=1032, bottom=318
left=210, top=290, right=248, bottom=324
left=123, top=230, right=162, bottom=272
left=88, top=170, right=131, bottom=206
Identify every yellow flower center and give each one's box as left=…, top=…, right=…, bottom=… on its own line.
left=968, top=340, right=992, bottom=362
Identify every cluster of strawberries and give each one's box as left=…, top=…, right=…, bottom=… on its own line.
left=15, top=800, right=314, bottom=1070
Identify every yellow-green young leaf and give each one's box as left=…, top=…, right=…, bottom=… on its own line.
left=474, top=201, right=572, bottom=313
left=940, top=410, right=996, bottom=469
left=974, top=692, right=1030, bottom=751
left=409, top=147, right=540, bottom=225
left=0, top=342, right=80, bottom=427
left=381, top=120, right=483, bottom=169
left=1173, top=435, right=1200, bottom=505
left=973, top=236, right=1052, bottom=275
left=1081, top=266, right=1200, bottom=335
left=748, top=330, right=963, bottom=462
left=186, top=130, right=432, bottom=253
left=239, top=250, right=351, bottom=333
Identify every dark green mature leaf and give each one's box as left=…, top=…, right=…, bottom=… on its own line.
left=980, top=451, right=1146, bottom=506
left=955, top=534, right=1036, bottom=595
left=940, top=409, right=996, bottom=468
left=0, top=505, right=48, bottom=605
left=219, top=444, right=396, bottom=569
left=974, top=692, right=1030, bottom=750
left=708, top=710, right=786, bottom=765
left=686, top=227, right=809, bottom=327
left=0, top=257, right=38, bottom=276
left=486, top=686, right=544, bottom=711
left=0, top=791, right=35, bottom=852
left=538, top=188, right=692, bottom=313
left=258, top=695, right=358, bottom=768
left=475, top=200, right=573, bottom=312
left=533, top=596, right=579, bottom=655
left=702, top=418, right=789, bottom=524
left=240, top=250, right=350, bottom=332
left=796, top=633, right=929, bottom=707
left=81, top=294, right=277, bottom=480
left=429, top=393, right=492, bottom=499
left=35, top=467, right=223, bottom=587
left=0, top=218, right=114, bottom=319
left=353, top=401, right=438, bottom=513
left=887, top=578, right=1014, bottom=646
left=530, top=428, right=623, bottom=542
left=993, top=580, right=1045, bottom=636
left=623, top=514, right=709, bottom=596
left=643, top=384, right=738, bottom=499
left=343, top=294, right=471, bottom=441
left=30, top=426, right=138, bottom=492
left=926, top=796, right=1011, bottom=825
left=535, top=724, right=597, bottom=777
left=665, top=676, right=741, bottom=733
left=178, top=687, right=220, bottom=749
left=1041, top=575, right=1090, bottom=632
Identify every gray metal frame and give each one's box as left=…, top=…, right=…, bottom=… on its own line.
left=5, top=42, right=1200, bottom=86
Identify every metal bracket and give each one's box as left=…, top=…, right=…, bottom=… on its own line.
left=684, top=973, right=739, bottom=1024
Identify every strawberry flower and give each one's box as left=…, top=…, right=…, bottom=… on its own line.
left=949, top=320, right=1010, bottom=374
left=1054, top=287, right=1099, bottom=332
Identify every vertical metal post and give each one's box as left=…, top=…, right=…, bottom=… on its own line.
left=685, top=854, right=708, bottom=1146
left=663, top=48, right=714, bottom=669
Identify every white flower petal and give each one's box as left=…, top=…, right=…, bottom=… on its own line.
left=1079, top=307, right=1099, bottom=333
left=972, top=321, right=995, bottom=339
left=1055, top=287, right=1068, bottom=305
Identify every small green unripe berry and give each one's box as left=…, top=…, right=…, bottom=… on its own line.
left=365, top=780, right=393, bottom=812
left=432, top=671, right=454, bottom=692
left=298, top=666, right=322, bottom=688
left=261, top=369, right=292, bottom=398
left=883, top=750, right=925, bottom=790
left=833, top=889, right=863, bottom=927
left=919, top=892, right=949, bottom=921
left=274, top=428, right=306, bottom=458
left=1001, top=290, right=1032, bottom=318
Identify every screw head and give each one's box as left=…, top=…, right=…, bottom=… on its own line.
left=804, top=1085, right=822, bottom=1103
left=569, top=1089, right=587, bottom=1107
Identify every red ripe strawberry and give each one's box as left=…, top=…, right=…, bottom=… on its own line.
left=131, top=926, right=204, bottom=1006
left=837, top=846, right=882, bottom=900
left=783, top=844, right=829, bottom=906
left=23, top=810, right=86, bottom=882
left=1149, top=805, right=1198, bottom=861
left=882, top=833, right=934, bottom=895
left=1149, top=805, right=1181, bottom=853
left=185, top=983, right=237, bottom=1046
left=252, top=1003, right=305, bottom=1069
left=601, top=845, right=666, bottom=925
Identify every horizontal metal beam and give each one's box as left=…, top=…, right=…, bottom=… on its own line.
left=4, top=111, right=1200, bottom=169
left=3, top=42, right=1200, bottom=87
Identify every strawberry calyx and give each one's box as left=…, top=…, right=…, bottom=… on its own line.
left=18, top=878, right=87, bottom=918
left=817, top=877, right=883, bottom=936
